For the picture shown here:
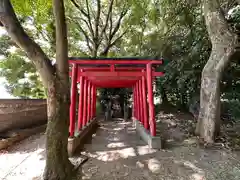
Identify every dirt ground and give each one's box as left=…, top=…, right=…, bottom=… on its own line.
left=0, top=113, right=240, bottom=180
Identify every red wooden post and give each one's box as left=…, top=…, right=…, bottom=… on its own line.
left=146, top=63, right=156, bottom=136
left=77, top=74, right=84, bottom=130
left=92, top=86, right=97, bottom=117
left=95, top=86, right=97, bottom=117
left=82, top=78, right=88, bottom=126
left=110, top=64, right=115, bottom=72
left=87, top=82, right=91, bottom=123
left=138, top=80, right=143, bottom=124
left=132, top=87, right=135, bottom=118
left=141, top=73, right=149, bottom=130
left=135, top=82, right=140, bottom=120
left=134, top=86, right=137, bottom=118
left=134, top=84, right=137, bottom=119
left=69, top=64, right=78, bottom=137
left=90, top=84, right=94, bottom=119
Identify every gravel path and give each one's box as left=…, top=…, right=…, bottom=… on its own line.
left=0, top=120, right=240, bottom=180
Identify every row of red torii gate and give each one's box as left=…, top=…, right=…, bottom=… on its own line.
left=69, top=57, right=164, bottom=138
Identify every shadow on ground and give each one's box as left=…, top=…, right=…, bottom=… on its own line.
left=78, top=119, right=240, bottom=180
left=0, top=112, right=240, bottom=180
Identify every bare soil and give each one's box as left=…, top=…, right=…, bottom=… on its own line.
left=0, top=111, right=240, bottom=180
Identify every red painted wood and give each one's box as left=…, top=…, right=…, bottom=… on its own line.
left=138, top=80, right=143, bottom=124
left=147, top=63, right=156, bottom=136
left=69, top=64, right=78, bottom=137
left=89, top=80, right=137, bottom=88
left=82, top=78, right=88, bottom=127
left=76, top=67, right=146, bottom=71
left=79, top=71, right=145, bottom=77
left=87, top=76, right=140, bottom=81
left=71, top=70, right=163, bottom=78
left=76, top=71, right=164, bottom=78
left=68, top=59, right=165, bottom=136
left=69, top=59, right=163, bottom=65
left=90, top=84, right=94, bottom=119
left=141, top=74, right=149, bottom=130
left=110, top=64, right=115, bottom=72
left=134, top=87, right=137, bottom=119
left=132, top=87, right=136, bottom=118
left=93, top=86, right=97, bottom=117
left=135, top=83, right=139, bottom=121
left=87, top=82, right=91, bottom=123
left=77, top=75, right=84, bottom=130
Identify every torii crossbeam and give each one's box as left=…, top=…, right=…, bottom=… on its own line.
left=68, top=57, right=164, bottom=138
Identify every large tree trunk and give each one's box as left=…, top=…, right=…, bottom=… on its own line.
left=0, top=0, right=74, bottom=179
left=195, top=60, right=222, bottom=143
left=44, top=80, right=74, bottom=180
left=43, top=0, right=74, bottom=179
left=195, top=0, right=238, bottom=143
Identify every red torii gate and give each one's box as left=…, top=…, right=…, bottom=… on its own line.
left=68, top=57, right=164, bottom=138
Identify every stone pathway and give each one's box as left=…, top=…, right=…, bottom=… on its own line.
left=0, top=120, right=240, bottom=180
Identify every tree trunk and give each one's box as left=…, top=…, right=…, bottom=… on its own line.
left=0, top=0, right=75, bottom=179
left=43, top=0, right=74, bottom=179
left=44, top=80, right=74, bottom=180
left=161, top=87, right=168, bottom=105
left=196, top=0, right=238, bottom=143
left=195, top=68, right=221, bottom=143
left=124, top=102, right=128, bottom=120
left=105, top=100, right=112, bottom=121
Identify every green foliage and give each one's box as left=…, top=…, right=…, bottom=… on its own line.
left=0, top=36, right=46, bottom=98
left=11, top=0, right=52, bottom=19
left=1, top=0, right=240, bottom=123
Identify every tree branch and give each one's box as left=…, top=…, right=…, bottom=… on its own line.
left=109, top=8, right=128, bottom=41
left=85, top=0, right=95, bottom=39
left=109, top=11, right=113, bottom=36
left=100, top=28, right=129, bottom=56
left=70, top=0, right=88, bottom=17
left=0, top=0, right=55, bottom=88
left=74, top=16, right=94, bottom=38
left=53, top=0, right=68, bottom=76
left=95, top=0, right=101, bottom=41
left=71, top=0, right=95, bottom=41
left=74, top=21, right=93, bottom=52
left=99, top=0, right=114, bottom=42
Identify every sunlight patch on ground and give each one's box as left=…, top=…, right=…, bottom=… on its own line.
left=147, top=158, right=161, bottom=173
left=113, top=127, right=124, bottom=131
left=136, top=161, right=145, bottom=168
left=107, top=136, right=120, bottom=142
left=107, top=142, right=126, bottom=148
left=190, top=173, right=206, bottom=180
left=137, top=145, right=157, bottom=155
left=0, top=148, right=45, bottom=180
left=85, top=145, right=157, bottom=162
left=156, top=113, right=175, bottom=123
left=85, top=147, right=136, bottom=162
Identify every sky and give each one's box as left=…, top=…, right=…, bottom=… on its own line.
left=0, top=28, right=14, bottom=99
left=0, top=78, right=13, bottom=98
